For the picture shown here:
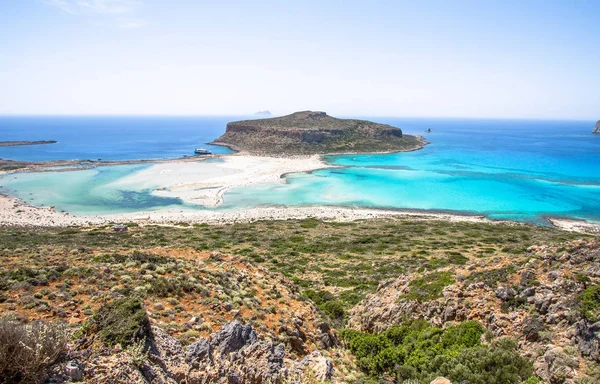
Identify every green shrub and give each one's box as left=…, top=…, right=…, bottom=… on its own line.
left=0, top=319, right=69, bottom=383
left=401, top=271, right=454, bottom=302
left=466, top=265, right=516, bottom=288
left=581, top=284, right=600, bottom=322
left=88, top=297, right=150, bottom=347
left=340, top=320, right=535, bottom=384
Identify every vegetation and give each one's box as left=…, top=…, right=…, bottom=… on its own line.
left=0, top=218, right=594, bottom=381
left=87, top=297, right=150, bottom=347
left=211, top=111, right=424, bottom=155
left=0, top=218, right=585, bottom=329
left=0, top=318, right=68, bottom=383
left=581, top=284, right=600, bottom=322
left=400, top=271, right=454, bottom=302
left=340, top=320, right=536, bottom=384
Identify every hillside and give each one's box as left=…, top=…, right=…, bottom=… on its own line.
left=1, top=218, right=596, bottom=383
left=211, top=111, right=425, bottom=155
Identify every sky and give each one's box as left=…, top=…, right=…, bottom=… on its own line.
left=0, top=0, right=599, bottom=119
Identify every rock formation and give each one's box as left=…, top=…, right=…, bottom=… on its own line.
left=53, top=320, right=335, bottom=384
left=211, top=111, right=425, bottom=155
left=594, top=120, right=600, bottom=134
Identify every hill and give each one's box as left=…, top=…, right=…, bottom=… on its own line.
left=211, top=111, right=425, bottom=155
left=0, top=219, right=594, bottom=383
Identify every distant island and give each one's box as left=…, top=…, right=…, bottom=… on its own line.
left=594, top=120, right=600, bottom=134
left=253, top=110, right=272, bottom=117
left=211, top=111, right=425, bottom=155
left=0, top=140, right=57, bottom=147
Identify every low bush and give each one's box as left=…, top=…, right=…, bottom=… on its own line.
left=581, top=284, right=600, bottom=322
left=0, top=319, right=68, bottom=383
left=400, top=271, right=454, bottom=302
left=340, top=320, right=536, bottom=384
left=87, top=297, right=150, bottom=347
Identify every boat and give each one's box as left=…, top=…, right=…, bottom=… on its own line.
left=194, top=148, right=212, bottom=155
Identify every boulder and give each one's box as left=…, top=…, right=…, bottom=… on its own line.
left=296, top=351, right=334, bottom=381
left=574, top=320, right=600, bottom=360
left=210, top=320, right=257, bottom=354
left=185, top=338, right=213, bottom=366
left=430, top=378, right=452, bottom=384
left=65, top=360, right=83, bottom=381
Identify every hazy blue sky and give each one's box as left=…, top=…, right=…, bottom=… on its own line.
left=1, top=0, right=599, bottom=118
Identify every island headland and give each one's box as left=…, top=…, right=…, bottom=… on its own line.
left=594, top=120, right=600, bottom=133
left=211, top=110, right=426, bottom=155
left=0, top=140, right=57, bottom=147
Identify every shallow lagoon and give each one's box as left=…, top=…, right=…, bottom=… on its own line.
left=1, top=117, right=599, bottom=224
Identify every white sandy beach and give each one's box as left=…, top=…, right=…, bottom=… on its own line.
left=0, top=189, right=497, bottom=227
left=106, top=154, right=328, bottom=207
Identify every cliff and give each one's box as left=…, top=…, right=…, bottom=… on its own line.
left=594, top=120, right=600, bottom=134
left=211, top=111, right=425, bottom=155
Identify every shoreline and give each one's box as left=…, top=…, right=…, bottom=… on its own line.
left=1, top=190, right=599, bottom=235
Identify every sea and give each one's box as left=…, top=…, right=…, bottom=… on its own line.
left=1, top=116, right=599, bottom=225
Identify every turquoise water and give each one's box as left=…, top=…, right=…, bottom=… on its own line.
left=222, top=118, right=600, bottom=225
left=1, top=164, right=186, bottom=215
left=1, top=117, right=599, bottom=224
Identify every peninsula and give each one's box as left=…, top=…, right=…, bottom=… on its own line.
left=211, top=111, right=425, bottom=155
left=0, top=140, right=57, bottom=147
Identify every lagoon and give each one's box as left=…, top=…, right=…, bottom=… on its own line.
left=1, top=117, right=599, bottom=224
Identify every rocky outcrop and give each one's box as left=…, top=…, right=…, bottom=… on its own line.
left=211, top=111, right=425, bottom=155
left=347, top=238, right=600, bottom=383
left=594, top=120, right=600, bottom=134
left=64, top=321, right=334, bottom=384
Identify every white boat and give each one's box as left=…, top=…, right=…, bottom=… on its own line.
left=194, top=148, right=212, bottom=155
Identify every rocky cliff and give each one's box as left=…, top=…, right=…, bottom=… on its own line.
left=594, top=120, right=600, bottom=134
left=211, top=111, right=425, bottom=155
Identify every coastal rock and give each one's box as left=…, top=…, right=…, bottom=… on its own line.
left=594, top=120, right=600, bottom=134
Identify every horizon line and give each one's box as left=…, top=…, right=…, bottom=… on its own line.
left=0, top=113, right=595, bottom=122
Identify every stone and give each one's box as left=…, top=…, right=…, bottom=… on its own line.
left=430, top=377, right=452, bottom=384
left=210, top=320, right=257, bottom=354
left=495, top=286, right=516, bottom=301
left=65, top=360, right=83, bottom=381
left=185, top=338, right=213, bottom=366
left=574, top=320, right=600, bottom=360
left=296, top=351, right=334, bottom=381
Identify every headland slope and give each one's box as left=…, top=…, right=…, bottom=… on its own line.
left=211, top=111, right=425, bottom=155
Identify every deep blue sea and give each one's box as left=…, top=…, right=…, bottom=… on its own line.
left=0, top=116, right=234, bottom=161
left=1, top=116, right=599, bottom=224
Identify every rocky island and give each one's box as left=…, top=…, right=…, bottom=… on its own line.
left=211, top=111, right=425, bottom=155
left=594, top=120, right=600, bottom=133
left=0, top=140, right=57, bottom=147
